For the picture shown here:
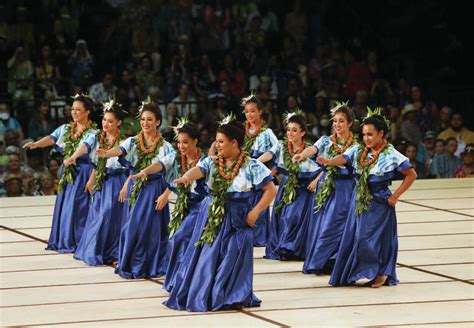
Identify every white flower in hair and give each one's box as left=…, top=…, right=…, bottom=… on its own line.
left=70, top=92, right=89, bottom=100
left=171, top=116, right=189, bottom=139
left=102, top=98, right=116, bottom=113
left=219, top=112, right=236, bottom=126
left=137, top=97, right=152, bottom=117
left=329, top=101, right=349, bottom=117
left=283, top=108, right=304, bottom=126
left=240, top=91, right=257, bottom=107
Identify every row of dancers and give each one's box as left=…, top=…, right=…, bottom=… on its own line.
left=23, top=94, right=417, bottom=312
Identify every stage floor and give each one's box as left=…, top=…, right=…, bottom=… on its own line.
left=1, top=178, right=473, bottom=327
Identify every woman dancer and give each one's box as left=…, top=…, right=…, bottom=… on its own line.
left=96, top=101, right=175, bottom=278
left=294, top=103, right=357, bottom=274
left=65, top=99, right=128, bottom=265
left=317, top=110, right=416, bottom=287
left=264, top=111, right=321, bottom=260
left=164, top=116, right=277, bottom=312
left=24, top=94, right=96, bottom=252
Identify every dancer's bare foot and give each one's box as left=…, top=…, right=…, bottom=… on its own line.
left=111, top=261, right=118, bottom=268
left=371, top=275, right=388, bottom=288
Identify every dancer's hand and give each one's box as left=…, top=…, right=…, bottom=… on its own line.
left=155, top=194, right=168, bottom=211
left=131, top=170, right=147, bottom=180
left=84, top=179, right=94, bottom=193
left=174, top=176, right=190, bottom=187
left=23, top=141, right=38, bottom=150
left=388, top=194, right=399, bottom=207
left=307, top=179, right=318, bottom=192
left=246, top=209, right=259, bottom=228
left=292, top=154, right=303, bottom=162
left=118, top=186, right=127, bottom=203
left=95, top=149, right=108, bottom=157
left=64, top=157, right=76, bottom=167
left=316, top=157, right=330, bottom=166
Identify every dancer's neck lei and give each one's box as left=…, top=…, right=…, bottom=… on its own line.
left=169, top=148, right=202, bottom=237
left=243, top=119, right=267, bottom=154
left=128, top=130, right=163, bottom=206
left=274, top=137, right=305, bottom=213
left=195, top=149, right=248, bottom=246
left=314, top=131, right=355, bottom=211
left=93, top=129, right=121, bottom=191
left=58, top=120, right=96, bottom=193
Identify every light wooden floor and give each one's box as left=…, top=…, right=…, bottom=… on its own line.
left=1, top=178, right=473, bottom=327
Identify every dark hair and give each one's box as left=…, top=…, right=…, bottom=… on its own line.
left=36, top=99, right=49, bottom=108
left=72, top=95, right=94, bottom=112
left=333, top=106, right=355, bottom=125
left=287, top=113, right=307, bottom=133
left=140, top=102, right=162, bottom=123
left=445, top=137, right=457, bottom=145
left=406, top=142, right=418, bottom=151
left=217, top=120, right=245, bottom=147
left=178, top=123, right=200, bottom=142
left=103, top=102, right=126, bottom=121
left=242, top=95, right=263, bottom=111
left=361, top=115, right=388, bottom=138
left=435, top=138, right=444, bottom=145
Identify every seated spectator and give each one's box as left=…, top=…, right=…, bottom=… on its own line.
left=1, top=102, right=24, bottom=142
left=2, top=174, right=24, bottom=197
left=47, top=158, right=60, bottom=191
left=438, top=113, right=474, bottom=156
left=121, top=101, right=141, bottom=137
left=116, top=69, right=143, bottom=105
left=430, top=137, right=462, bottom=178
left=28, top=99, right=55, bottom=140
left=7, top=46, right=34, bottom=105
left=38, top=172, right=56, bottom=195
left=455, top=144, right=474, bottom=178
left=172, top=83, right=198, bottom=117
left=89, top=72, right=117, bottom=105
left=406, top=143, right=427, bottom=179
left=22, top=167, right=39, bottom=196
left=35, top=44, right=61, bottom=99
left=68, top=39, right=94, bottom=89
left=3, top=153, right=23, bottom=177
left=400, top=104, right=422, bottom=145
left=438, top=106, right=452, bottom=132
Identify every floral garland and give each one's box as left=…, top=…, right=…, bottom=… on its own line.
left=274, top=138, right=304, bottom=213
left=93, top=129, right=121, bottom=191
left=242, top=121, right=267, bottom=154
left=169, top=149, right=202, bottom=237
left=354, top=140, right=389, bottom=216
left=58, top=121, right=96, bottom=193
left=128, top=131, right=164, bottom=207
left=314, top=133, right=355, bottom=211
left=195, top=151, right=248, bottom=246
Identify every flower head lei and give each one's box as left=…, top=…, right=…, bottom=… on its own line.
left=219, top=112, right=236, bottom=126
left=364, top=106, right=391, bottom=130
left=171, top=116, right=189, bottom=140
left=283, top=108, right=305, bottom=126
left=240, top=90, right=258, bottom=108
left=329, top=100, right=350, bottom=118
left=137, top=96, right=153, bottom=119
left=70, top=92, right=90, bottom=100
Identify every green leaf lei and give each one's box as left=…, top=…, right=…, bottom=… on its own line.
left=128, top=135, right=164, bottom=207
left=242, top=123, right=267, bottom=154
left=168, top=152, right=200, bottom=237
left=314, top=136, right=356, bottom=212
left=92, top=130, right=122, bottom=191
left=354, top=142, right=390, bottom=216
left=274, top=138, right=301, bottom=213
left=58, top=122, right=96, bottom=193
left=195, top=152, right=249, bottom=246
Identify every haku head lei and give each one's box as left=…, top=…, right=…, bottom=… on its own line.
left=70, top=92, right=90, bottom=100
left=171, top=116, right=189, bottom=140
left=329, top=100, right=350, bottom=117
left=137, top=96, right=153, bottom=118
left=219, top=112, right=236, bottom=126
left=364, top=106, right=391, bottom=129
left=240, top=91, right=258, bottom=108
left=283, top=108, right=305, bottom=126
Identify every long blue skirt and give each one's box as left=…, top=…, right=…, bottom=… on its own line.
left=115, top=173, right=170, bottom=279
left=303, top=176, right=355, bottom=274
left=252, top=190, right=270, bottom=247
left=163, top=192, right=261, bottom=312
left=265, top=176, right=315, bottom=260
left=74, top=170, right=127, bottom=265
left=329, top=185, right=399, bottom=286
left=46, top=158, right=93, bottom=252
left=163, top=194, right=205, bottom=292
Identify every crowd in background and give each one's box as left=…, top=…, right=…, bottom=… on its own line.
left=1, top=0, right=472, bottom=197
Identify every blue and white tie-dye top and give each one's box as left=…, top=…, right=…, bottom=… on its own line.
left=168, top=154, right=209, bottom=197
left=81, top=133, right=126, bottom=171
left=274, top=140, right=321, bottom=178
left=49, top=124, right=96, bottom=153
left=314, top=135, right=355, bottom=176
left=197, top=156, right=273, bottom=193
left=249, top=128, right=279, bottom=159
left=342, top=144, right=412, bottom=183
left=119, top=136, right=176, bottom=178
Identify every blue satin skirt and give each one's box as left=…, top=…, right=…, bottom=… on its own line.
left=74, top=170, right=127, bottom=265
left=163, top=194, right=205, bottom=293
left=329, top=184, right=399, bottom=286
left=46, top=159, right=93, bottom=252
left=115, top=173, right=170, bottom=279
left=252, top=190, right=270, bottom=247
left=163, top=192, right=261, bottom=312
left=265, top=176, right=315, bottom=260
left=304, top=175, right=355, bottom=274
